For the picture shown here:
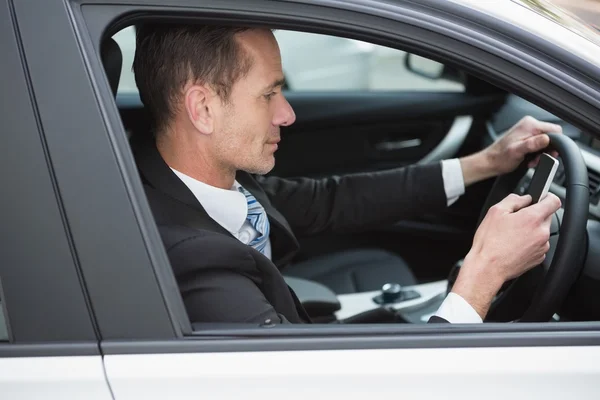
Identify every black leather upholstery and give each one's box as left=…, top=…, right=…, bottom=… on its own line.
left=283, top=249, right=417, bottom=295
left=101, top=38, right=122, bottom=97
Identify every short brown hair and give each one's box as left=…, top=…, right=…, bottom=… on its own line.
left=133, top=24, right=253, bottom=135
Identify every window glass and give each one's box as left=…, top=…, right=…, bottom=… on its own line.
left=274, top=31, right=464, bottom=92
left=112, top=27, right=464, bottom=94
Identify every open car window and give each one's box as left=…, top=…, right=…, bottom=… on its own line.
left=273, top=30, right=465, bottom=92
left=112, top=26, right=465, bottom=95
left=107, top=20, right=595, bottom=330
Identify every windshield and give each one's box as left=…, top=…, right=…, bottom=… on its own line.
left=513, top=0, right=600, bottom=46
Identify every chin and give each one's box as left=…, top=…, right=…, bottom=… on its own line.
left=243, top=158, right=275, bottom=175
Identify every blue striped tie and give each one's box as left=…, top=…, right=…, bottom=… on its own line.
left=238, top=186, right=270, bottom=254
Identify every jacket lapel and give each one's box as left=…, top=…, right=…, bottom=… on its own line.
left=131, top=135, right=300, bottom=267
left=131, top=135, right=232, bottom=237
left=132, top=135, right=199, bottom=209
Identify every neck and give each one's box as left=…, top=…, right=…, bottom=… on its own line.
left=156, top=128, right=235, bottom=190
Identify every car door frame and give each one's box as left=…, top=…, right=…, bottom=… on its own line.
left=0, top=1, right=112, bottom=397
left=26, top=0, right=600, bottom=348
left=0, top=0, right=99, bottom=350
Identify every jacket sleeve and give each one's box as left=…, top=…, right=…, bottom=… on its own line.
left=256, top=162, right=447, bottom=236
left=180, top=268, right=294, bottom=324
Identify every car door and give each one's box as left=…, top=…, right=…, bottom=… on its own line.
left=0, top=2, right=112, bottom=398
left=102, top=341, right=600, bottom=400
left=24, top=1, right=600, bottom=399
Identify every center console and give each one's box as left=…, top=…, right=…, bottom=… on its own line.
left=285, top=276, right=448, bottom=323
left=335, top=280, right=448, bottom=323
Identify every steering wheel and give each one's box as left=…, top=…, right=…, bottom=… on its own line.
left=476, top=133, right=589, bottom=322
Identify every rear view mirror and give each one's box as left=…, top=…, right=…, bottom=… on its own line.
left=405, top=53, right=462, bottom=82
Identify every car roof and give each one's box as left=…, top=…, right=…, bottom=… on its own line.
left=446, top=0, right=600, bottom=68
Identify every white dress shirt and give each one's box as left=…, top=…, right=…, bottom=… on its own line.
left=171, top=160, right=482, bottom=324
left=171, top=169, right=272, bottom=259
left=438, top=159, right=482, bottom=323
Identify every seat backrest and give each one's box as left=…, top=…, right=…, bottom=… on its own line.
left=101, top=38, right=122, bottom=97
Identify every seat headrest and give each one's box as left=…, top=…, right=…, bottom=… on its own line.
left=101, top=38, right=122, bottom=97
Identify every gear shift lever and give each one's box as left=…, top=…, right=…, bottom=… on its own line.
left=373, top=282, right=420, bottom=305
left=381, top=283, right=403, bottom=303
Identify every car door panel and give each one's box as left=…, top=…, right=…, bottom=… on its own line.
left=272, top=92, right=506, bottom=177
left=0, top=356, right=113, bottom=400
left=103, top=346, right=600, bottom=399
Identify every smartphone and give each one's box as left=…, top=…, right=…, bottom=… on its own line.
left=526, top=153, right=559, bottom=203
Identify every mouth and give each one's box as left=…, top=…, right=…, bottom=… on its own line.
left=266, top=138, right=281, bottom=150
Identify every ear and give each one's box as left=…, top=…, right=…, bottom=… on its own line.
left=184, top=84, right=214, bottom=135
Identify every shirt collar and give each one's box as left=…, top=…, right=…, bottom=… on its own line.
left=170, top=168, right=248, bottom=234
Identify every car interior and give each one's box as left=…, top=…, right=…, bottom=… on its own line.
left=100, top=22, right=600, bottom=326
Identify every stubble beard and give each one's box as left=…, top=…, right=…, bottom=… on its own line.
left=242, top=151, right=275, bottom=175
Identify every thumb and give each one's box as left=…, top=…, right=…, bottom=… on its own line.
left=530, top=193, right=562, bottom=220
left=498, top=194, right=532, bottom=213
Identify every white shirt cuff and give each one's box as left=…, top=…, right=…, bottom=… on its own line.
left=434, top=292, right=483, bottom=323
left=441, top=159, right=466, bottom=206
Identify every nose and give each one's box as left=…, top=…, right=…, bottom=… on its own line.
left=273, top=94, right=296, bottom=127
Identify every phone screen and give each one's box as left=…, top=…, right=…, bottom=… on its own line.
left=526, top=153, right=559, bottom=204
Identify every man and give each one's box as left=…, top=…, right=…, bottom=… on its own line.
left=131, top=24, right=562, bottom=324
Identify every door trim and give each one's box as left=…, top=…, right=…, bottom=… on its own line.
left=419, top=116, right=473, bottom=163
left=101, top=322, right=600, bottom=354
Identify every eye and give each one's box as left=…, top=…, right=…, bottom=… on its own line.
left=264, top=92, right=276, bottom=101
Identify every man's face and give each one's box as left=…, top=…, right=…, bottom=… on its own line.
left=212, top=29, right=296, bottom=175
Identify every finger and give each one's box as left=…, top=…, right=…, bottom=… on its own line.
left=540, top=213, right=553, bottom=231
left=534, top=254, right=546, bottom=266
left=498, top=194, right=532, bottom=212
left=513, top=135, right=549, bottom=158
left=534, top=120, right=562, bottom=134
left=530, top=193, right=562, bottom=219
left=522, top=135, right=550, bottom=155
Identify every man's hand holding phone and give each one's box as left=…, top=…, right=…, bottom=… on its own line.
left=451, top=166, right=562, bottom=319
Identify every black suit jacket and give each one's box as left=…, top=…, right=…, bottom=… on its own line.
left=132, top=135, right=450, bottom=324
